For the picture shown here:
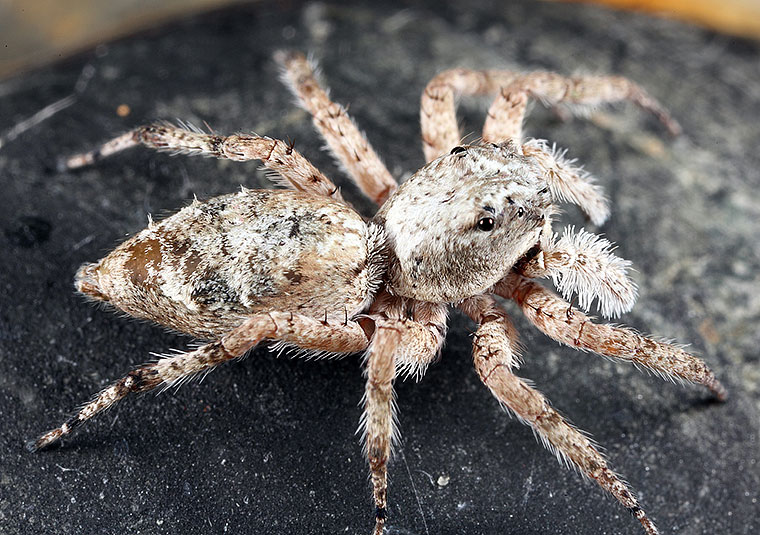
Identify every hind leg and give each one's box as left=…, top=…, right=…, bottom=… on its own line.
left=62, top=124, right=343, bottom=201
left=30, top=312, right=369, bottom=451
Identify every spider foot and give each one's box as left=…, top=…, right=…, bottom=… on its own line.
left=372, top=507, right=386, bottom=535
left=706, top=376, right=729, bottom=402
left=631, top=505, right=660, bottom=535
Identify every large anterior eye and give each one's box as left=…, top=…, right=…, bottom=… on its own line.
left=477, top=217, right=495, bottom=231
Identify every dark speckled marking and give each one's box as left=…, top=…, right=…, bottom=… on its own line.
left=287, top=215, right=301, bottom=238
left=191, top=275, right=239, bottom=305
left=169, top=237, right=192, bottom=257
left=284, top=269, right=303, bottom=283
left=351, top=259, right=366, bottom=277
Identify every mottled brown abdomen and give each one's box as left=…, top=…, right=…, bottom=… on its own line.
left=77, top=189, right=384, bottom=339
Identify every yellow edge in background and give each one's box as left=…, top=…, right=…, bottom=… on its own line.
left=557, top=0, right=760, bottom=39
left=0, top=0, right=250, bottom=79
left=1, top=0, right=757, bottom=80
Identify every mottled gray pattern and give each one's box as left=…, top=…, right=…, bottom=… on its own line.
left=86, top=188, right=378, bottom=338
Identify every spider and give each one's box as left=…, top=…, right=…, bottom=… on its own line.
left=30, top=51, right=726, bottom=535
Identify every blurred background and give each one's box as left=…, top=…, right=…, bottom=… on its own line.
left=1, top=0, right=759, bottom=79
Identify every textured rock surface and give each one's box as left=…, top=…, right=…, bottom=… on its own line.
left=1, top=1, right=758, bottom=534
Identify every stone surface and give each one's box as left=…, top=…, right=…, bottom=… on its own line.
left=1, top=1, right=758, bottom=534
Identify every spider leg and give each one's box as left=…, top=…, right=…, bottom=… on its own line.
left=62, top=125, right=343, bottom=200
left=276, top=50, right=398, bottom=205
left=497, top=275, right=727, bottom=400
left=420, top=68, right=680, bottom=163
left=479, top=72, right=680, bottom=224
left=481, top=77, right=666, bottom=224
left=420, top=69, right=522, bottom=162
left=360, top=316, right=444, bottom=535
left=390, top=319, right=446, bottom=381
left=460, top=294, right=660, bottom=535
left=370, top=292, right=448, bottom=380
left=482, top=71, right=681, bottom=143
left=362, top=321, right=400, bottom=535
left=30, top=312, right=368, bottom=451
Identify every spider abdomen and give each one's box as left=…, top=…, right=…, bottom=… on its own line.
left=76, top=188, right=384, bottom=339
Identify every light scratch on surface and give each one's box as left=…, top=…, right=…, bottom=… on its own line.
left=0, top=94, right=76, bottom=149
left=0, top=63, right=95, bottom=150
left=399, top=447, right=430, bottom=535
left=69, top=234, right=96, bottom=254
left=55, top=463, right=83, bottom=475
left=521, top=458, right=536, bottom=507
left=416, top=468, right=435, bottom=487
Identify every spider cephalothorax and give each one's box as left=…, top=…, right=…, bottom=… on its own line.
left=32, top=51, right=725, bottom=535
left=377, top=141, right=552, bottom=302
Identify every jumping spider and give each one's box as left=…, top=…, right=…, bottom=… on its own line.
left=31, top=51, right=726, bottom=535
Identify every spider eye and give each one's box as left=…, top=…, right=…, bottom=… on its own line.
left=450, top=146, right=466, bottom=154
left=477, top=217, right=495, bottom=231
left=516, top=207, right=525, bottom=218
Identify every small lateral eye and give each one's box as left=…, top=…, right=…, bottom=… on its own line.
left=516, top=207, right=525, bottom=218
left=450, top=146, right=466, bottom=155
left=477, top=217, right=495, bottom=231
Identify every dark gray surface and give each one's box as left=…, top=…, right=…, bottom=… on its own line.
left=1, top=1, right=759, bottom=534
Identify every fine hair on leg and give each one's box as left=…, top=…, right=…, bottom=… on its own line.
left=462, top=293, right=660, bottom=535
left=276, top=50, right=398, bottom=205
left=62, top=124, right=344, bottom=201
left=31, top=313, right=369, bottom=451
left=497, top=275, right=727, bottom=400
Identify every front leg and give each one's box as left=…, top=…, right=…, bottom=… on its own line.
left=482, top=71, right=681, bottom=143
left=516, top=226, right=638, bottom=319
left=420, top=69, right=521, bottom=162
left=498, top=275, right=727, bottom=400
left=479, top=72, right=680, bottom=225
left=461, top=294, right=660, bottom=535
left=420, top=68, right=680, bottom=164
